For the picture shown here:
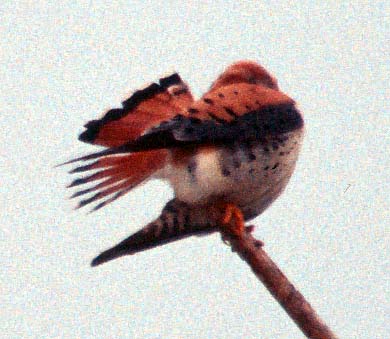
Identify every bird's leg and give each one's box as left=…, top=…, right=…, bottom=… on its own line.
left=220, top=203, right=245, bottom=238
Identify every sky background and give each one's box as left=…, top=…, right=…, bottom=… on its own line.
left=1, top=1, right=389, bottom=338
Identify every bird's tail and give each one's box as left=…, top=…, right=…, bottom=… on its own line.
left=91, top=199, right=216, bottom=266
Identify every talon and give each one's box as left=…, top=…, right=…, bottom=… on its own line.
left=220, top=203, right=245, bottom=237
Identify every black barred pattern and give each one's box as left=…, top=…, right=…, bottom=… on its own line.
left=90, top=199, right=215, bottom=266
left=79, top=73, right=185, bottom=144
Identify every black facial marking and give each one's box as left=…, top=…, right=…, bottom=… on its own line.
left=218, top=93, right=225, bottom=98
left=272, top=163, right=279, bottom=170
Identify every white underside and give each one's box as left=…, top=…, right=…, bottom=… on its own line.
left=156, top=129, right=304, bottom=208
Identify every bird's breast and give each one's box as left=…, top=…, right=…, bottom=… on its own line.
left=162, top=128, right=303, bottom=219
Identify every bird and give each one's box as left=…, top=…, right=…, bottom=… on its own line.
left=63, top=61, right=304, bottom=266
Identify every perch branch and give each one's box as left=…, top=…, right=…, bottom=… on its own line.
left=219, top=226, right=339, bottom=339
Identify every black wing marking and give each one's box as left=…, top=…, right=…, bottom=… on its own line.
left=79, top=73, right=185, bottom=144
left=111, top=103, right=304, bottom=153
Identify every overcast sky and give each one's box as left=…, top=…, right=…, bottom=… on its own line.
left=1, top=1, right=389, bottom=338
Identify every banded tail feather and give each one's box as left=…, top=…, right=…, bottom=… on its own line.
left=91, top=199, right=215, bottom=266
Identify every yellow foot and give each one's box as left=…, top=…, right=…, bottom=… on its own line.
left=220, top=203, right=245, bottom=238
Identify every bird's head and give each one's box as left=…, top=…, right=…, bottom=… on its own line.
left=209, top=60, right=279, bottom=91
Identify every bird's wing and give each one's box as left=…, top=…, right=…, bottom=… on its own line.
left=97, top=83, right=303, bottom=153
left=79, top=73, right=194, bottom=147
left=63, top=73, right=193, bottom=211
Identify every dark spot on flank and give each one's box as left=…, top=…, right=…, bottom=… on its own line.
left=249, top=168, right=255, bottom=174
left=188, top=108, right=199, bottom=114
left=248, top=153, right=256, bottom=161
left=276, top=136, right=289, bottom=143
left=233, top=90, right=238, bottom=95
left=263, top=165, right=269, bottom=170
left=272, top=163, right=279, bottom=170
left=203, top=98, right=214, bottom=105
left=245, top=105, right=251, bottom=110
left=218, top=93, right=225, bottom=98
left=233, top=159, right=241, bottom=168
left=279, top=152, right=285, bottom=156
left=255, top=100, right=260, bottom=105
left=187, top=159, right=197, bottom=175
left=222, top=168, right=231, bottom=176
left=263, top=147, right=270, bottom=153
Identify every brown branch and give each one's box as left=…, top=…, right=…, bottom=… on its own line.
left=219, top=226, right=339, bottom=339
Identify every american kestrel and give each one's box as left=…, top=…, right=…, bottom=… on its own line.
left=64, top=61, right=304, bottom=266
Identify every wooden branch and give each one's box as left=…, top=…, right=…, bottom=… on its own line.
left=219, top=226, right=339, bottom=339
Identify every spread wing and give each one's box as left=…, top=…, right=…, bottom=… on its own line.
left=79, top=73, right=194, bottom=147
left=63, top=73, right=194, bottom=211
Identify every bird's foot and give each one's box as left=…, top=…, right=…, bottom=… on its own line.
left=220, top=203, right=245, bottom=238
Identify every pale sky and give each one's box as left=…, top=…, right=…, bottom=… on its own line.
left=1, top=1, right=389, bottom=338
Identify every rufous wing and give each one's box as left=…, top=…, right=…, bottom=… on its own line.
left=64, top=73, right=193, bottom=211
left=79, top=73, right=194, bottom=147
left=110, top=83, right=303, bottom=152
